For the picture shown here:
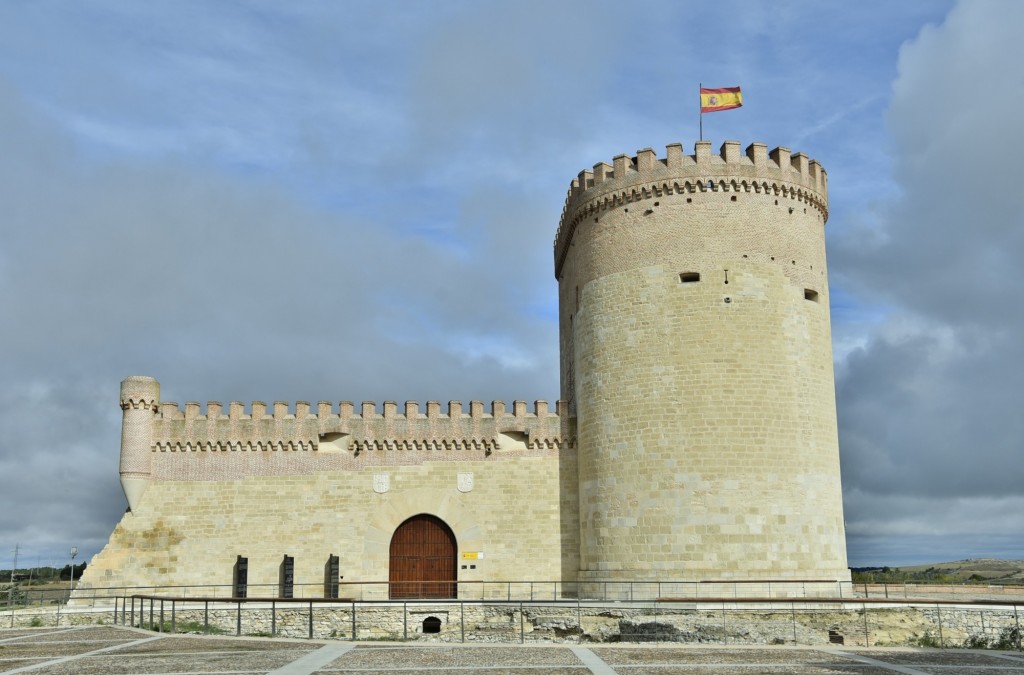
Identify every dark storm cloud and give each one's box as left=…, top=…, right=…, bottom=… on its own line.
left=832, top=0, right=1024, bottom=563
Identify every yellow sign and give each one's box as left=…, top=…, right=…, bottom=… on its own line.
left=461, top=551, right=482, bottom=560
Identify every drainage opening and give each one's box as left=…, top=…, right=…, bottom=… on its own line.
left=423, top=616, right=442, bottom=634
left=828, top=629, right=844, bottom=645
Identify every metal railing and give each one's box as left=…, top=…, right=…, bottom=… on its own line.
left=110, top=593, right=1023, bottom=650
left=10, top=578, right=1024, bottom=611
left=58, top=578, right=858, bottom=606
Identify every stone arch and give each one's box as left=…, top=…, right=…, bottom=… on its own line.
left=388, top=514, right=456, bottom=599
left=360, top=486, right=483, bottom=594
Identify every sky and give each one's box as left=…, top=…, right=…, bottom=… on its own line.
left=1, top=0, right=1021, bottom=571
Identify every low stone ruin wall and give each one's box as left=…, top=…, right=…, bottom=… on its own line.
left=7, top=602, right=1022, bottom=650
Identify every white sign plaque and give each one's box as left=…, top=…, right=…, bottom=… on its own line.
left=373, top=473, right=390, bottom=494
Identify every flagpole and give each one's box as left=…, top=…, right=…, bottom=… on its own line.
left=698, top=83, right=703, bottom=141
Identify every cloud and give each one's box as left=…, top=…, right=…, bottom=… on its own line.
left=0, top=0, right=1010, bottom=570
left=0, top=67, right=560, bottom=560
left=832, top=0, right=1024, bottom=563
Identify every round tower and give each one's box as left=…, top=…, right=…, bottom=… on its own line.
left=119, top=375, right=159, bottom=513
left=555, top=141, right=849, bottom=583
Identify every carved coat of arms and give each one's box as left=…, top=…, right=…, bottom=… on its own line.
left=457, top=472, right=474, bottom=493
left=373, top=473, right=390, bottom=493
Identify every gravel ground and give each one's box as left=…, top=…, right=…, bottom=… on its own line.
left=2, top=625, right=1024, bottom=674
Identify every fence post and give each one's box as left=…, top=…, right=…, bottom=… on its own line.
left=351, top=601, right=356, bottom=641
left=308, top=601, right=313, bottom=639
left=204, top=600, right=208, bottom=634
left=403, top=602, right=407, bottom=640
left=937, top=604, right=944, bottom=648
left=723, top=602, right=728, bottom=645
left=1014, top=604, right=1021, bottom=652
left=236, top=601, right=241, bottom=636
left=461, top=602, right=465, bottom=643
left=791, top=603, right=797, bottom=644
left=271, top=600, right=276, bottom=637
left=171, top=599, right=175, bottom=633
left=149, top=598, right=154, bottom=631
left=862, top=602, right=868, bottom=648
left=577, top=597, right=582, bottom=644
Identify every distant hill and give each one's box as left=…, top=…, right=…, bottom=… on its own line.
left=852, top=559, right=1024, bottom=585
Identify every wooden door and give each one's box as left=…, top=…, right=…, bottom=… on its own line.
left=389, top=514, right=457, bottom=599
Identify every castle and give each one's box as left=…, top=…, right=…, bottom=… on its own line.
left=79, top=140, right=850, bottom=599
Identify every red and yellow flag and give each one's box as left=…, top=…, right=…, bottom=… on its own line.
left=700, top=86, right=742, bottom=113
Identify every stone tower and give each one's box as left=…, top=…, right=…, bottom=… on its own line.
left=555, top=141, right=849, bottom=583
left=119, top=375, right=159, bottom=513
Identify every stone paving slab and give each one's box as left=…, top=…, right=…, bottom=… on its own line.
left=326, top=644, right=585, bottom=668
left=24, top=650, right=308, bottom=674
left=613, top=668, right=894, bottom=675
left=322, top=670, right=591, bottom=675
left=592, top=646, right=832, bottom=664
left=0, top=661, right=45, bottom=672
left=114, top=636, right=311, bottom=654
left=844, top=648, right=1024, bottom=666
left=1, top=640, right=132, bottom=659
left=0, top=630, right=45, bottom=640
left=0, top=627, right=132, bottom=643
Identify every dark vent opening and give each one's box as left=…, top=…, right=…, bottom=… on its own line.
left=423, top=616, right=442, bottom=634
left=804, top=289, right=819, bottom=302
left=679, top=272, right=700, bottom=283
left=828, top=629, right=844, bottom=645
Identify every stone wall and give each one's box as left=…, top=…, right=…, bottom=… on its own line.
left=12, top=602, right=1021, bottom=650
left=79, top=451, right=574, bottom=594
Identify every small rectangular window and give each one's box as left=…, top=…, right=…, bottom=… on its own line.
left=324, top=554, right=340, bottom=599
left=804, top=289, right=819, bottom=302
left=679, top=272, right=700, bottom=283
left=233, top=555, right=248, bottom=598
left=280, top=554, right=295, bottom=598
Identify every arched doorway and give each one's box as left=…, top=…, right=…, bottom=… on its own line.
left=389, top=514, right=457, bottom=599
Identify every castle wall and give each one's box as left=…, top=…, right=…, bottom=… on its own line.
left=82, top=456, right=569, bottom=597
left=556, top=141, right=848, bottom=582
left=79, top=388, right=577, bottom=594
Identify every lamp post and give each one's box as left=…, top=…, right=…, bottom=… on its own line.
left=68, top=547, right=77, bottom=603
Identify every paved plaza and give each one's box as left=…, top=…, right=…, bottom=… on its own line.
left=2, top=625, right=1024, bottom=674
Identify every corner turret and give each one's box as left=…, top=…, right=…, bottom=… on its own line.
left=119, top=376, right=159, bottom=512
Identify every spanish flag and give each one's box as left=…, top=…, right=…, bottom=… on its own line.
left=700, top=86, right=742, bottom=113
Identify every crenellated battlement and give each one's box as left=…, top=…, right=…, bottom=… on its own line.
left=553, top=141, right=829, bottom=278
left=122, top=379, right=570, bottom=474
left=154, top=398, right=558, bottom=422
